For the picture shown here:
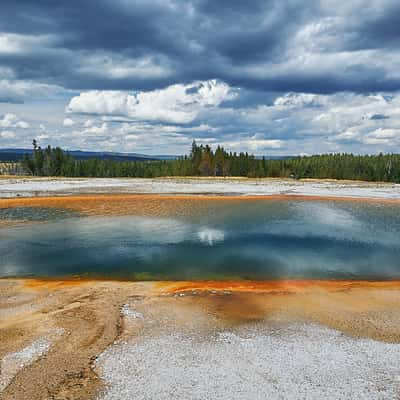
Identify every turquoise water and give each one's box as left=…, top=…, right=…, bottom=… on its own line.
left=0, top=200, right=399, bottom=280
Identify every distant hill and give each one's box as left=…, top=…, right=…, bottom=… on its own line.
left=255, top=155, right=294, bottom=160
left=0, top=148, right=175, bottom=162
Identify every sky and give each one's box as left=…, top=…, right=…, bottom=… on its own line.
left=1, top=0, right=400, bottom=155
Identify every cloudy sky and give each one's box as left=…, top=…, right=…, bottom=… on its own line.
left=1, top=0, right=400, bottom=155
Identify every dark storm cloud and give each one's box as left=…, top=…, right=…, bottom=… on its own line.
left=351, top=3, right=400, bottom=50
left=1, top=0, right=400, bottom=94
left=370, top=114, right=389, bottom=120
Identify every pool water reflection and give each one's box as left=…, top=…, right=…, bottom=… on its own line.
left=0, top=200, right=399, bottom=280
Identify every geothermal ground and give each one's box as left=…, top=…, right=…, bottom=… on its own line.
left=1, top=178, right=400, bottom=399
left=1, top=280, right=400, bottom=399
left=1, top=176, right=400, bottom=200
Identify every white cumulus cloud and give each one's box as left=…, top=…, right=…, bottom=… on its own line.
left=66, top=80, right=237, bottom=124
left=71, top=122, right=109, bottom=138
left=0, top=113, right=29, bottom=129
left=63, top=118, right=75, bottom=127
left=1, top=130, right=16, bottom=138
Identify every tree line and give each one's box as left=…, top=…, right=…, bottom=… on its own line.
left=20, top=139, right=400, bottom=182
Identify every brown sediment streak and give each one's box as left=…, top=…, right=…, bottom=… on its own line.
left=157, top=280, right=400, bottom=294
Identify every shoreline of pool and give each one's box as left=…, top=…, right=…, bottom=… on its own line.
left=2, top=193, right=400, bottom=210
left=1, top=278, right=400, bottom=399
left=1, top=176, right=400, bottom=200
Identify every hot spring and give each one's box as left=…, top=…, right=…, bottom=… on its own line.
left=0, top=199, right=399, bottom=280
